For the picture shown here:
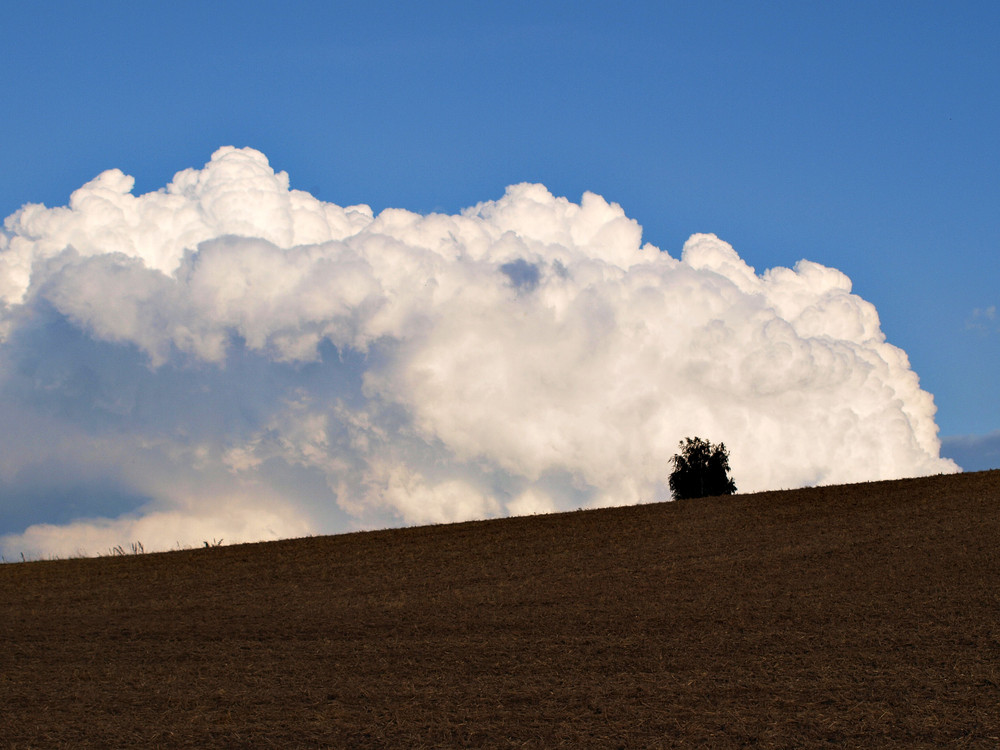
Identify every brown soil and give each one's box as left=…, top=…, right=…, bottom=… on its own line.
left=2, top=470, right=999, bottom=748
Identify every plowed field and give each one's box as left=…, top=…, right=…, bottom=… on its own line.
left=2, top=470, right=999, bottom=748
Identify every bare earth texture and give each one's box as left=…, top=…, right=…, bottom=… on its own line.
left=2, top=470, right=999, bottom=748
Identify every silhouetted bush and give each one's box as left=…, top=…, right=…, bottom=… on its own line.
left=669, top=436, right=737, bottom=499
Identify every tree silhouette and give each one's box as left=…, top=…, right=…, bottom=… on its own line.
left=669, top=437, right=737, bottom=499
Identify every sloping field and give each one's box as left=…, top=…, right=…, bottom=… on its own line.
left=2, top=470, right=999, bottom=748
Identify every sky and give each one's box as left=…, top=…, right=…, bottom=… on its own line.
left=1, top=1, right=997, bottom=557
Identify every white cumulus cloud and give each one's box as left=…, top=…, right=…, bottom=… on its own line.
left=0, top=147, right=958, bottom=558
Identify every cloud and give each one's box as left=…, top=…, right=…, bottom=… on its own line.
left=0, top=147, right=958, bottom=558
left=966, top=305, right=997, bottom=334
left=940, top=431, right=1000, bottom=472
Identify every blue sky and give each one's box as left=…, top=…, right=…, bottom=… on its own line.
left=2, top=1, right=998, bottom=467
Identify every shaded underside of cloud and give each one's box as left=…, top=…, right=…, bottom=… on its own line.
left=0, top=147, right=958, bottom=558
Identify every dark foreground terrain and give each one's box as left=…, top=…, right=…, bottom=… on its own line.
left=2, top=471, right=999, bottom=748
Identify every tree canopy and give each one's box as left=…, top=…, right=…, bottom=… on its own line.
left=669, top=437, right=737, bottom=499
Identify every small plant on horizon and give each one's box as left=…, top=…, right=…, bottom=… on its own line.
left=105, top=541, right=146, bottom=557
left=203, top=538, right=224, bottom=548
left=669, top=436, right=737, bottom=500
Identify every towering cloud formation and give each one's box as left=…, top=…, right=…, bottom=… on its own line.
left=0, top=147, right=957, bottom=558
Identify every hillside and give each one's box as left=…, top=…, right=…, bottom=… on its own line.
left=2, top=470, right=999, bottom=748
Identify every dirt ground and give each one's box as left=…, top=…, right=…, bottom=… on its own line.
left=2, top=470, right=999, bottom=748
